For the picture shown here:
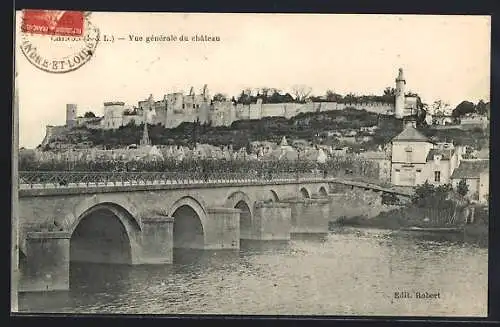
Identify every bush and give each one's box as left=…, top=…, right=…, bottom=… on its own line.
left=381, top=192, right=400, bottom=205
left=457, top=179, right=469, bottom=197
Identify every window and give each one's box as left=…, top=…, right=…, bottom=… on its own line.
left=193, top=104, right=196, bottom=109
left=416, top=169, right=422, bottom=173
left=406, top=151, right=412, bottom=162
left=182, top=104, right=185, bottom=109
left=405, top=146, right=413, bottom=163
left=434, top=171, right=441, bottom=182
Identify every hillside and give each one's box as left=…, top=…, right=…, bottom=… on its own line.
left=40, top=108, right=489, bottom=152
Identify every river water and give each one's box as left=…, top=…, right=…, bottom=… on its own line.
left=19, top=227, right=487, bottom=316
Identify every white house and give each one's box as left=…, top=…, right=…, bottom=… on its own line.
left=450, top=159, right=489, bottom=204
left=390, top=121, right=434, bottom=186
left=390, top=120, right=463, bottom=187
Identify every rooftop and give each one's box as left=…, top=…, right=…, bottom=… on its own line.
left=426, top=148, right=454, bottom=161
left=450, top=160, right=489, bottom=179
left=392, top=125, right=430, bottom=142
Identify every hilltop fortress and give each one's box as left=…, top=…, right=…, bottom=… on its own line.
left=44, top=68, right=418, bottom=145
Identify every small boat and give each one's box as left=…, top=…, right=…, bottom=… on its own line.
left=400, top=226, right=464, bottom=233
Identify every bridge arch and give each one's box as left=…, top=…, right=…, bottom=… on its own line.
left=268, top=190, right=280, bottom=202
left=63, top=195, right=143, bottom=232
left=299, top=187, right=311, bottom=199
left=318, top=186, right=328, bottom=197
left=225, top=191, right=253, bottom=213
left=168, top=196, right=208, bottom=250
left=69, top=202, right=142, bottom=265
left=225, top=191, right=254, bottom=240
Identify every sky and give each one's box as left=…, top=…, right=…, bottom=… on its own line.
left=14, top=12, right=491, bottom=148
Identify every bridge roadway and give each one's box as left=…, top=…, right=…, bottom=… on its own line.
left=18, top=171, right=413, bottom=197
left=17, top=171, right=412, bottom=293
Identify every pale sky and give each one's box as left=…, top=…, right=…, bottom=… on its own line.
left=15, top=12, right=491, bottom=148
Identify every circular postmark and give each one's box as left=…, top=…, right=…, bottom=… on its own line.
left=19, top=13, right=100, bottom=74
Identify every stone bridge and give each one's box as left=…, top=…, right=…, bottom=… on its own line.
left=17, top=175, right=411, bottom=292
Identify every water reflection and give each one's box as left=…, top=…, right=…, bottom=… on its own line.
left=173, top=249, right=239, bottom=267
left=19, top=227, right=487, bottom=316
left=240, top=239, right=290, bottom=254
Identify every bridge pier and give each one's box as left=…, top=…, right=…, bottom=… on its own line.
left=248, top=201, right=292, bottom=241
left=140, top=217, right=174, bottom=264
left=328, top=193, right=345, bottom=222
left=282, top=198, right=330, bottom=236
left=204, top=207, right=240, bottom=250
left=19, top=231, right=71, bottom=292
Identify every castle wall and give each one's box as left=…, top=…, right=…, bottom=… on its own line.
left=66, top=104, right=77, bottom=127
left=210, top=101, right=234, bottom=127
left=102, top=104, right=126, bottom=129
left=122, top=115, right=143, bottom=126
left=41, top=126, right=67, bottom=147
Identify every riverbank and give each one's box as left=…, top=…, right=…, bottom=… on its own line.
left=330, top=204, right=489, bottom=247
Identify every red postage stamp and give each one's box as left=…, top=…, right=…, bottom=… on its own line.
left=21, top=9, right=84, bottom=37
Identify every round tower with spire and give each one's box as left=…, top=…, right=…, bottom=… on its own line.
left=395, top=68, right=406, bottom=119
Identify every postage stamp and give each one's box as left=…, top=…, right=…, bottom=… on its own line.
left=21, top=10, right=85, bottom=37
left=19, top=10, right=100, bottom=74
left=12, top=12, right=491, bottom=318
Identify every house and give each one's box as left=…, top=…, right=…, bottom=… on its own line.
left=450, top=159, right=489, bottom=204
left=432, top=115, right=454, bottom=126
left=359, top=150, right=391, bottom=182
left=390, top=120, right=462, bottom=187
left=460, top=114, right=489, bottom=130
left=422, top=143, right=461, bottom=186
left=390, top=120, right=434, bottom=186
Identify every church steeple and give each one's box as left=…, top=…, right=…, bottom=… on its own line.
left=140, top=106, right=151, bottom=146
left=140, top=121, right=151, bottom=146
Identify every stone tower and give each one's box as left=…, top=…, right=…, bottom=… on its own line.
left=66, top=104, right=77, bottom=128
left=140, top=103, right=151, bottom=146
left=395, top=68, right=406, bottom=119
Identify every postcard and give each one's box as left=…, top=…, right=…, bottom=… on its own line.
left=13, top=11, right=490, bottom=316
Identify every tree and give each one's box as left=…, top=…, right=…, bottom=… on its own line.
left=325, top=90, right=343, bottom=102
left=212, top=93, right=227, bottom=102
left=457, top=179, right=469, bottom=197
left=415, top=108, right=427, bottom=127
left=269, top=90, right=283, bottom=103
left=475, top=100, right=488, bottom=115
left=431, top=100, right=451, bottom=115
left=325, top=90, right=335, bottom=102
left=292, top=85, right=312, bottom=103
left=383, top=87, right=396, bottom=96
left=283, top=93, right=295, bottom=103
left=261, top=87, right=270, bottom=99
left=237, top=90, right=252, bottom=104
left=412, top=181, right=452, bottom=207
left=84, top=111, right=96, bottom=118
left=344, top=93, right=357, bottom=103
left=245, top=139, right=252, bottom=155
left=452, top=101, right=475, bottom=118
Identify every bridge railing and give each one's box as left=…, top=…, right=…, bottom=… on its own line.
left=18, top=170, right=327, bottom=189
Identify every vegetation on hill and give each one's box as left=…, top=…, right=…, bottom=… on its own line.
left=451, top=99, right=490, bottom=117
left=59, top=108, right=400, bottom=151
left=42, top=107, right=488, bottom=152
left=421, top=127, right=489, bottom=150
